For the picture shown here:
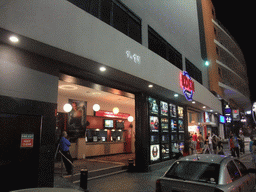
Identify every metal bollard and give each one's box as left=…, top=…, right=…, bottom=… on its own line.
left=128, top=159, right=134, bottom=172
left=80, top=169, right=88, bottom=191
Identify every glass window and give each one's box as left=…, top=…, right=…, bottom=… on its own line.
left=227, top=160, right=241, bottom=181
left=185, top=58, right=202, bottom=84
left=100, top=0, right=111, bottom=25
left=113, top=4, right=129, bottom=35
left=148, top=30, right=167, bottom=59
left=68, top=0, right=142, bottom=44
left=67, top=0, right=91, bottom=12
left=165, top=161, right=220, bottom=184
left=234, top=159, right=248, bottom=176
left=128, top=17, right=141, bottom=44
left=167, top=45, right=182, bottom=70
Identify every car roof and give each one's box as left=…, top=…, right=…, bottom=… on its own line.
left=178, top=154, right=231, bottom=164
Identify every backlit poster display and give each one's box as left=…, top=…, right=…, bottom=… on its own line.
left=150, top=145, right=160, bottom=161
left=151, top=134, right=159, bottom=144
left=178, top=106, right=183, bottom=119
left=161, top=134, right=169, bottom=143
left=148, top=97, right=159, bottom=115
left=161, top=118, right=168, bottom=132
left=169, top=103, right=177, bottom=117
left=178, top=120, right=184, bottom=132
left=148, top=96, right=186, bottom=163
left=171, top=119, right=177, bottom=132
left=150, top=116, right=159, bottom=132
left=160, top=101, right=168, bottom=116
left=161, top=144, right=170, bottom=159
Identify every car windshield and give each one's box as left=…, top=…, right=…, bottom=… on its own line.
left=165, top=161, right=220, bottom=184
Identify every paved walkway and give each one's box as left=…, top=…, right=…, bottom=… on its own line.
left=53, top=139, right=253, bottom=191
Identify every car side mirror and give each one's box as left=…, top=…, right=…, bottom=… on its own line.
left=248, top=168, right=256, bottom=173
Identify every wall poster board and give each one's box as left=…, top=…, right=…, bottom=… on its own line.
left=148, top=97, right=185, bottom=163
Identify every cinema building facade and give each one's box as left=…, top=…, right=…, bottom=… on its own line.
left=0, top=0, right=226, bottom=190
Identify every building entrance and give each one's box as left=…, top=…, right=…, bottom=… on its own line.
left=55, top=76, right=135, bottom=180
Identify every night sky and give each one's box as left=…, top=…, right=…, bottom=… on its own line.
left=211, top=2, right=255, bottom=102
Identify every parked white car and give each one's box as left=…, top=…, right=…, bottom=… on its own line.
left=156, top=154, right=256, bottom=192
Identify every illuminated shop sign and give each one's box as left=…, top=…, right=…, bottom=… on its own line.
left=95, top=110, right=130, bottom=119
left=180, top=71, right=195, bottom=101
left=126, top=50, right=141, bottom=64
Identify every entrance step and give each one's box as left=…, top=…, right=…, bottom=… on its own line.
left=63, top=163, right=128, bottom=183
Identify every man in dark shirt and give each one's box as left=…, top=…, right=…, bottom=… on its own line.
left=59, top=131, right=73, bottom=175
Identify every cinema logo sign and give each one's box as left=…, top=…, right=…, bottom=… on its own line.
left=179, top=71, right=195, bottom=101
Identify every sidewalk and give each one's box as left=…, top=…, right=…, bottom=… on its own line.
left=53, top=141, right=252, bottom=191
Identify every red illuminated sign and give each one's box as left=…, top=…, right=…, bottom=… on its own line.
left=179, top=71, right=195, bottom=101
left=20, top=133, right=34, bottom=148
left=95, top=110, right=130, bottom=119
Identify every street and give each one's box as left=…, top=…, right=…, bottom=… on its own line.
left=87, top=142, right=256, bottom=192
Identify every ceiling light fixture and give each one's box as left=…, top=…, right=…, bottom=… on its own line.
left=100, top=66, right=106, bottom=72
left=9, top=36, right=19, bottom=43
left=174, top=94, right=178, bottom=97
left=59, top=85, right=78, bottom=90
left=148, top=84, right=153, bottom=88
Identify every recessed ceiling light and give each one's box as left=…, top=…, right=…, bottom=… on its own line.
left=148, top=84, right=153, bottom=88
left=174, top=94, right=178, bottom=97
left=192, top=101, right=196, bottom=104
left=59, top=85, right=78, bottom=90
left=203, top=106, right=206, bottom=109
left=9, top=36, right=19, bottom=43
left=100, top=67, right=106, bottom=72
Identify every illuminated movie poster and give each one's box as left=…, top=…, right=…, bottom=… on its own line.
left=148, top=97, right=159, bottom=115
left=161, top=144, right=170, bottom=159
left=160, top=101, right=168, bottom=116
left=150, top=144, right=160, bottom=161
left=150, top=116, right=159, bottom=132
left=178, top=120, right=184, bottom=132
left=68, top=99, right=87, bottom=142
left=169, top=103, right=177, bottom=117
left=178, top=106, right=183, bottom=119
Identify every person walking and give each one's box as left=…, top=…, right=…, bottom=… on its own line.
left=250, top=136, right=256, bottom=167
left=230, top=134, right=240, bottom=158
left=230, top=135, right=236, bottom=157
left=238, top=131, right=245, bottom=154
left=197, top=132, right=204, bottom=153
left=233, top=134, right=240, bottom=158
left=203, top=133, right=211, bottom=154
left=208, top=133, right=213, bottom=153
left=59, top=131, right=73, bottom=175
left=212, top=134, right=218, bottom=154
left=192, top=132, right=198, bottom=153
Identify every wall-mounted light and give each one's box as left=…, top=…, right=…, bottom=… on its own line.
left=205, top=61, right=210, bottom=66
left=63, top=103, right=72, bottom=112
left=93, top=104, right=100, bottom=112
left=113, top=107, right=119, bottom=114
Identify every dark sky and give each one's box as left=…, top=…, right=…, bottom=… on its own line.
left=211, top=2, right=255, bottom=101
